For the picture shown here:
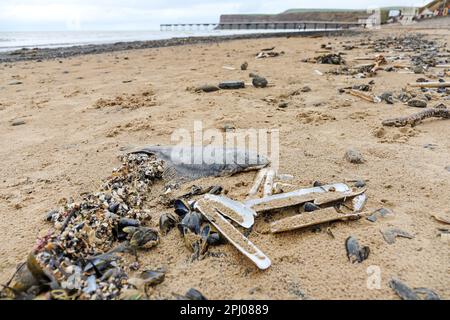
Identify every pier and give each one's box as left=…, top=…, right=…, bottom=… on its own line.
left=160, top=21, right=366, bottom=31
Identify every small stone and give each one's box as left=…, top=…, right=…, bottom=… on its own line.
left=8, top=80, right=23, bottom=85
left=408, top=99, right=427, bottom=108
left=278, top=102, right=288, bottom=108
left=240, top=62, right=248, bottom=70
left=196, top=85, right=220, bottom=93
left=380, top=92, right=394, bottom=104
left=354, top=180, right=366, bottom=188
left=11, top=120, right=26, bottom=126
left=301, top=86, right=312, bottom=92
left=218, top=81, right=245, bottom=90
left=252, top=76, right=268, bottom=88
left=345, top=148, right=364, bottom=164
left=445, top=166, right=450, bottom=172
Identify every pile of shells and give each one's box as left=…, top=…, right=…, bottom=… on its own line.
left=1, top=153, right=165, bottom=300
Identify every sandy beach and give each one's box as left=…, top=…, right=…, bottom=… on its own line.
left=0, top=22, right=449, bottom=300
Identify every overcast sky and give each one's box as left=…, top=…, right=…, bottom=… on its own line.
left=0, top=0, right=430, bottom=31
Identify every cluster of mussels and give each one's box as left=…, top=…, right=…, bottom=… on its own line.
left=1, top=153, right=165, bottom=300
left=159, top=197, right=226, bottom=261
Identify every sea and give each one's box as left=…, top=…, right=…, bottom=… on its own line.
left=0, top=29, right=307, bottom=52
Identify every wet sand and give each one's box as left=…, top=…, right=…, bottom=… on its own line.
left=0, top=23, right=449, bottom=299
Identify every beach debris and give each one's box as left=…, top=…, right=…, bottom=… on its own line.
left=382, top=105, right=450, bottom=127
left=380, top=228, right=414, bottom=244
left=271, top=208, right=361, bottom=234
left=0, top=153, right=166, bottom=300
left=431, top=212, right=450, bottom=225
left=174, top=288, right=208, bottom=300
left=345, top=148, right=365, bottom=164
left=222, top=66, right=236, bottom=70
left=195, top=85, right=220, bottom=93
left=251, top=75, right=268, bottom=88
left=408, top=98, right=427, bottom=108
left=366, top=208, right=393, bottom=222
left=256, top=48, right=283, bottom=59
left=345, top=236, right=370, bottom=263
left=247, top=168, right=268, bottom=198
left=303, top=202, right=320, bottom=212
left=132, top=146, right=269, bottom=181
left=389, top=278, right=440, bottom=300
left=218, top=81, right=245, bottom=89
left=11, top=119, right=26, bottom=126
left=8, top=80, right=23, bottom=85
left=353, top=180, right=366, bottom=188
left=278, top=102, right=288, bottom=108
left=408, top=81, right=450, bottom=88
left=245, top=183, right=366, bottom=214
left=301, top=86, right=312, bottom=92
left=240, top=62, right=248, bottom=70
left=379, top=92, right=394, bottom=104
left=313, top=53, right=345, bottom=65
left=263, top=168, right=276, bottom=197
left=195, top=198, right=271, bottom=270
left=202, top=194, right=256, bottom=228
left=314, top=70, right=323, bottom=76
left=346, top=89, right=380, bottom=103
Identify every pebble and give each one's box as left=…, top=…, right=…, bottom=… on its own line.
left=240, top=62, right=248, bottom=70
left=252, top=76, right=268, bottom=88
left=301, top=86, right=312, bottom=92
left=344, top=148, right=364, bottom=164
left=278, top=102, right=288, bottom=108
left=197, top=84, right=220, bottom=93
left=8, top=80, right=23, bottom=85
left=11, top=120, right=26, bottom=126
left=218, top=81, right=245, bottom=90
left=408, top=99, right=427, bottom=108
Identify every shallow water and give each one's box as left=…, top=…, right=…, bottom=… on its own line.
left=0, top=29, right=314, bottom=52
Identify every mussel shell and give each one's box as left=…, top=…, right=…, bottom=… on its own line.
left=185, top=288, right=207, bottom=300
left=303, top=202, right=320, bottom=212
left=345, top=236, right=369, bottom=263
left=159, top=213, right=178, bottom=234
left=119, top=218, right=140, bottom=229
left=174, top=199, right=191, bottom=217
left=206, top=233, right=223, bottom=246
left=179, top=211, right=203, bottom=234
left=130, top=227, right=160, bottom=248
left=140, top=269, right=165, bottom=286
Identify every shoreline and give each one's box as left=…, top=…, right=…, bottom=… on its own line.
left=0, top=29, right=362, bottom=63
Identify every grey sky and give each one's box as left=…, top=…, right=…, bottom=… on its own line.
left=0, top=0, right=430, bottom=31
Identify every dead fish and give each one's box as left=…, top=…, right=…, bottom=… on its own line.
left=132, top=146, right=269, bottom=181
left=381, top=228, right=414, bottom=244
left=345, top=236, right=370, bottom=263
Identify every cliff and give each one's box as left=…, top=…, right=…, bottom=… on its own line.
left=219, top=10, right=370, bottom=23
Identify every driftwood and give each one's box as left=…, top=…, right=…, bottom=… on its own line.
left=347, top=89, right=380, bottom=103
left=408, top=81, right=450, bottom=88
left=382, top=106, right=450, bottom=127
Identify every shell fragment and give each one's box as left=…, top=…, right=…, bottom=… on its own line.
left=195, top=198, right=271, bottom=270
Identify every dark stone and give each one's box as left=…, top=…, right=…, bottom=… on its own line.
left=408, top=99, right=427, bottom=108
left=252, top=76, right=268, bottom=88
left=218, top=81, right=245, bottom=90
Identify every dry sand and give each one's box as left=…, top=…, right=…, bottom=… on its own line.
left=0, top=24, right=449, bottom=299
